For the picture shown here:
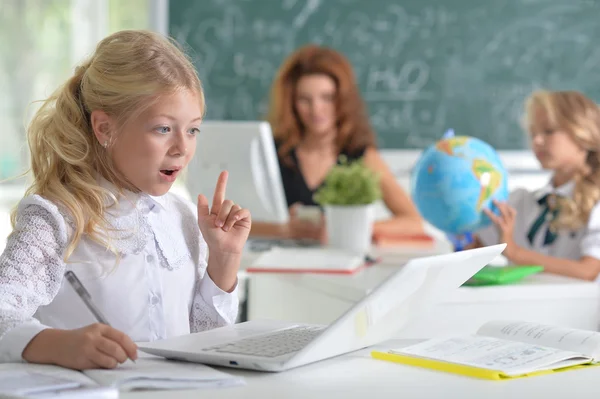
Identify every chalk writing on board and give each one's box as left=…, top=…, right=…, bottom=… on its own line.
left=172, top=0, right=600, bottom=149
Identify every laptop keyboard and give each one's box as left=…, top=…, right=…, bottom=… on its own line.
left=203, top=326, right=325, bottom=358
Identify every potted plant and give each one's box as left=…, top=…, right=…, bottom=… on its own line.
left=313, top=156, right=382, bottom=254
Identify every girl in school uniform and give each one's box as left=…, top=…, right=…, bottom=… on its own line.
left=473, top=90, right=600, bottom=281
left=251, top=44, right=424, bottom=241
left=0, top=30, right=251, bottom=369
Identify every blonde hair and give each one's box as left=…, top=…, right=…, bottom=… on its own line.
left=12, top=30, right=205, bottom=260
left=524, top=90, right=600, bottom=229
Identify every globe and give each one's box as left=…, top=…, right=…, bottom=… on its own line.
left=411, top=136, right=509, bottom=235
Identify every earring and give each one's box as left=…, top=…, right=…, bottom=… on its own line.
left=103, top=140, right=108, bottom=149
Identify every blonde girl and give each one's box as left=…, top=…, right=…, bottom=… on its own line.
left=0, top=30, right=251, bottom=369
left=475, top=90, right=600, bottom=280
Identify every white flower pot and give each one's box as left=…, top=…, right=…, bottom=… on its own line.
left=324, top=204, right=374, bottom=254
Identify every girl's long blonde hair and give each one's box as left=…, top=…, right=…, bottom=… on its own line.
left=525, top=90, right=600, bottom=230
left=12, top=30, right=205, bottom=260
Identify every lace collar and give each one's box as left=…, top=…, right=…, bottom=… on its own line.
left=98, top=178, right=191, bottom=270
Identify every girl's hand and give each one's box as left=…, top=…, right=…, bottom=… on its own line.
left=197, top=171, right=251, bottom=256
left=22, top=324, right=138, bottom=370
left=483, top=200, right=521, bottom=261
left=197, top=171, right=251, bottom=292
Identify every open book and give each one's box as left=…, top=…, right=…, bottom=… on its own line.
left=372, top=320, right=600, bottom=380
left=0, top=357, right=244, bottom=397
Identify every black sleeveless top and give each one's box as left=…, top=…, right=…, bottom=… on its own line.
left=275, top=141, right=367, bottom=207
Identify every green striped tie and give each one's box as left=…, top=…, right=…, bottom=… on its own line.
left=526, top=194, right=560, bottom=246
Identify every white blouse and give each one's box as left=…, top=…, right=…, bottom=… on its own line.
left=477, top=180, right=600, bottom=261
left=0, top=181, right=238, bottom=363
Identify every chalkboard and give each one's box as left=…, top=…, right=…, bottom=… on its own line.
left=169, top=0, right=600, bottom=149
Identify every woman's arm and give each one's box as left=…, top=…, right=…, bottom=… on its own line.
left=250, top=211, right=325, bottom=242
left=363, top=148, right=424, bottom=236
left=250, top=221, right=293, bottom=239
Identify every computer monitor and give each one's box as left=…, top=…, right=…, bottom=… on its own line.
left=186, top=121, right=290, bottom=224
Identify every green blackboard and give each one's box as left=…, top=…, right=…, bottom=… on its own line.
left=169, top=0, right=600, bottom=149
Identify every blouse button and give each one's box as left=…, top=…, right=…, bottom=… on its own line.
left=146, top=254, right=154, bottom=262
left=151, top=295, right=160, bottom=306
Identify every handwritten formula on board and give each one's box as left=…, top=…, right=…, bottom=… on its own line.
left=171, top=0, right=600, bottom=149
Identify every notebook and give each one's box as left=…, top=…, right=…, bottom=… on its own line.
left=372, top=320, right=600, bottom=380
left=462, top=265, right=544, bottom=286
left=246, top=247, right=375, bottom=274
left=0, top=371, right=86, bottom=397
left=0, top=357, right=244, bottom=397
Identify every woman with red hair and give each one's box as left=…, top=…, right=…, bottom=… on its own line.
left=253, top=44, right=423, bottom=241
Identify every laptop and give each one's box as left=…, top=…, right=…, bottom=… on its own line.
left=138, top=244, right=506, bottom=372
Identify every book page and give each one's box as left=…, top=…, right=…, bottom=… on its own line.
left=393, top=335, right=592, bottom=376
left=477, top=320, right=600, bottom=359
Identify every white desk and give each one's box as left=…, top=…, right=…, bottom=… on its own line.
left=246, top=249, right=600, bottom=337
left=123, top=339, right=600, bottom=399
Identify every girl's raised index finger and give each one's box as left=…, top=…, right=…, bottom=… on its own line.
left=211, top=171, right=229, bottom=214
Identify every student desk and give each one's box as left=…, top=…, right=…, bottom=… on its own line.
left=123, top=339, right=600, bottom=399
left=245, top=247, right=600, bottom=337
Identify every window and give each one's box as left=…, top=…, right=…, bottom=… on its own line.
left=0, top=0, right=160, bottom=250
left=0, top=0, right=153, bottom=181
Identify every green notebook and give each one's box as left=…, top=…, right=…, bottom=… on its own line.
left=463, top=265, right=544, bottom=286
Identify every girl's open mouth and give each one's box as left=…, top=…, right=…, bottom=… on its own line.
left=159, top=168, right=181, bottom=181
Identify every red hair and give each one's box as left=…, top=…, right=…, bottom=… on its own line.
left=267, top=45, right=376, bottom=166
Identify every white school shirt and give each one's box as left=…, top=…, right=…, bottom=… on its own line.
left=0, top=181, right=238, bottom=363
left=477, top=180, right=600, bottom=261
